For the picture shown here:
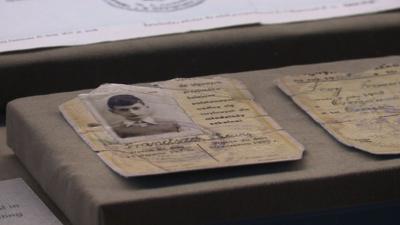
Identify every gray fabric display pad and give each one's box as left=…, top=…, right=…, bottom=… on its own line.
left=1, top=11, right=400, bottom=113
left=6, top=56, right=400, bottom=225
left=0, top=127, right=71, bottom=225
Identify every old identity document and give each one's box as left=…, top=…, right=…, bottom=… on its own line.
left=60, top=77, right=304, bottom=177
left=276, top=64, right=400, bottom=155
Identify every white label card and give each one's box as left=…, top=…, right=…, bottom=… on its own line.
left=0, top=178, right=62, bottom=225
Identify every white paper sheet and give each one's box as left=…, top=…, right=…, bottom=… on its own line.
left=0, top=178, right=62, bottom=225
left=254, top=0, right=400, bottom=23
left=1, top=0, right=399, bottom=53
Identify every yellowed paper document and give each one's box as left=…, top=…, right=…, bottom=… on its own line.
left=60, top=77, right=304, bottom=177
left=276, top=64, right=400, bottom=155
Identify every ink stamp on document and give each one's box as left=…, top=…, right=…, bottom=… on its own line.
left=104, top=0, right=206, bottom=12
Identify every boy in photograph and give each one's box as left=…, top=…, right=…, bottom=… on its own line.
left=107, top=94, right=180, bottom=138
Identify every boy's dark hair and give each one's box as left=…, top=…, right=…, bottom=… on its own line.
left=107, top=95, right=145, bottom=109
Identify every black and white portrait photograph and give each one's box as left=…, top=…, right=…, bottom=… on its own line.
left=80, top=85, right=203, bottom=143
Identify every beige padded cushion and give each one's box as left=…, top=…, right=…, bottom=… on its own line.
left=6, top=56, right=400, bottom=225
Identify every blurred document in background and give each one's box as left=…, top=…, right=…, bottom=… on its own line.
left=1, top=0, right=399, bottom=53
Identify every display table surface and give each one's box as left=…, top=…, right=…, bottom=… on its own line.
left=6, top=56, right=400, bottom=225
left=1, top=10, right=400, bottom=113
left=0, top=127, right=71, bottom=225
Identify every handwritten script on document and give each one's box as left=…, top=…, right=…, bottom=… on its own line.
left=60, top=77, right=304, bottom=177
left=276, top=64, right=400, bottom=155
left=0, top=178, right=62, bottom=225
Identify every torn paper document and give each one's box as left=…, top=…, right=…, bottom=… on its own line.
left=276, top=64, right=400, bottom=155
left=60, top=77, right=304, bottom=177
